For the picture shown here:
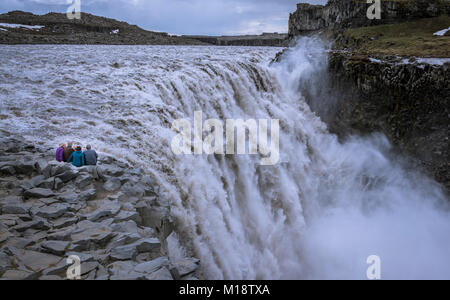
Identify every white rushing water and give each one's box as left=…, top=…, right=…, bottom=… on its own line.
left=0, top=39, right=449, bottom=280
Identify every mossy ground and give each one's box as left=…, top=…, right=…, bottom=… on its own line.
left=343, top=15, right=450, bottom=57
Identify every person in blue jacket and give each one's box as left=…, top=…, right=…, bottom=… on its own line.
left=67, top=146, right=85, bottom=167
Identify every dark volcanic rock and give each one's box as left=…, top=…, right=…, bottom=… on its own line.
left=320, top=52, right=450, bottom=191
left=288, top=0, right=450, bottom=36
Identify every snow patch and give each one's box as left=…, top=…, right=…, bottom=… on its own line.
left=0, top=23, right=44, bottom=30
left=369, top=58, right=383, bottom=64
left=416, top=58, right=450, bottom=65
left=433, top=27, right=450, bottom=36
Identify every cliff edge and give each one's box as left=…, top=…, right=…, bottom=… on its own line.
left=286, top=0, right=450, bottom=191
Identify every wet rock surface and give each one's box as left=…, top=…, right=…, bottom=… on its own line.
left=0, top=138, right=200, bottom=280
left=325, top=52, right=450, bottom=192
left=288, top=0, right=450, bottom=36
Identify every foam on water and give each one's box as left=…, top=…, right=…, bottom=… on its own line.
left=0, top=40, right=449, bottom=279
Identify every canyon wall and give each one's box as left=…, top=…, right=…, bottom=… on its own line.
left=287, top=1, right=450, bottom=191
left=289, top=0, right=450, bottom=36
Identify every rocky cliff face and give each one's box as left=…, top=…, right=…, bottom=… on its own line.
left=326, top=54, right=449, bottom=190
left=286, top=1, right=450, bottom=191
left=289, top=0, right=450, bottom=36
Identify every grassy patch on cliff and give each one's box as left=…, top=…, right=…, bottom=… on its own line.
left=343, top=15, right=450, bottom=57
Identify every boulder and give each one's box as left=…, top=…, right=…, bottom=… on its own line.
left=121, top=182, right=145, bottom=198
left=86, top=202, right=121, bottom=222
left=1, top=269, right=39, bottom=280
left=79, top=188, right=97, bottom=202
left=134, top=256, right=170, bottom=274
left=0, top=166, right=16, bottom=175
left=47, top=227, right=74, bottom=241
left=6, top=237, right=35, bottom=249
left=75, top=174, right=93, bottom=189
left=54, top=178, right=64, bottom=190
left=37, top=177, right=55, bottom=190
left=107, top=233, right=141, bottom=250
left=0, top=215, right=20, bottom=227
left=51, top=163, right=71, bottom=177
left=172, top=258, right=200, bottom=277
left=35, top=203, right=69, bottom=219
left=145, top=267, right=173, bottom=280
left=14, top=161, right=36, bottom=175
left=35, top=159, right=51, bottom=178
left=56, top=169, right=79, bottom=183
left=1, top=202, right=32, bottom=215
left=24, top=188, right=55, bottom=199
left=134, top=238, right=161, bottom=254
left=103, top=178, right=122, bottom=192
left=27, top=175, right=47, bottom=189
left=136, top=202, right=174, bottom=242
left=114, top=210, right=141, bottom=224
left=110, top=244, right=137, bottom=261
left=112, top=220, right=139, bottom=234
left=107, top=261, right=144, bottom=280
left=12, top=249, right=62, bottom=272
left=0, top=251, right=11, bottom=274
left=52, top=217, right=79, bottom=229
left=99, top=165, right=125, bottom=177
left=58, top=191, right=79, bottom=204
left=13, top=219, right=50, bottom=232
left=71, top=225, right=116, bottom=251
left=41, top=240, right=70, bottom=256
left=81, top=261, right=99, bottom=276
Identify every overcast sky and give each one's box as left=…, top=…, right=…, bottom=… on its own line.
left=0, top=0, right=327, bottom=35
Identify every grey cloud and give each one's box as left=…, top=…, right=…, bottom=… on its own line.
left=0, top=0, right=327, bottom=35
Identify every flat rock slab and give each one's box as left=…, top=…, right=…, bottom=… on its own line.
left=110, top=244, right=137, bottom=261
left=144, top=267, right=173, bottom=280
left=134, top=256, right=169, bottom=274
left=13, top=219, right=50, bottom=232
left=35, top=203, right=69, bottom=219
left=1, top=269, right=39, bottom=280
left=24, top=188, right=55, bottom=199
left=1, top=202, right=32, bottom=215
left=41, top=240, right=70, bottom=256
left=173, top=258, right=200, bottom=277
left=14, top=249, right=62, bottom=272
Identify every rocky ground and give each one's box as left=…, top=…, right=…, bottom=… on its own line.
left=0, top=137, right=201, bottom=280
left=0, top=11, right=205, bottom=45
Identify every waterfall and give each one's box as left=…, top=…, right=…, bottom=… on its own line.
left=0, top=41, right=449, bottom=279
left=160, top=38, right=450, bottom=280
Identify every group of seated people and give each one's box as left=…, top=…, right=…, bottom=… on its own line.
left=56, top=142, right=98, bottom=167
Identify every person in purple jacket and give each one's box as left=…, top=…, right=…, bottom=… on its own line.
left=55, top=143, right=66, bottom=162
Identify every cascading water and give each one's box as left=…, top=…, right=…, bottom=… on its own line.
left=0, top=39, right=448, bottom=280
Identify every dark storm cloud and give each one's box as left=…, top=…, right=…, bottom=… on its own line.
left=0, top=0, right=327, bottom=35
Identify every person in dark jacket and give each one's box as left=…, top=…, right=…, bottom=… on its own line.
left=83, top=144, right=98, bottom=166
left=63, top=142, right=75, bottom=162
left=67, top=146, right=85, bottom=167
left=56, top=143, right=65, bottom=162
